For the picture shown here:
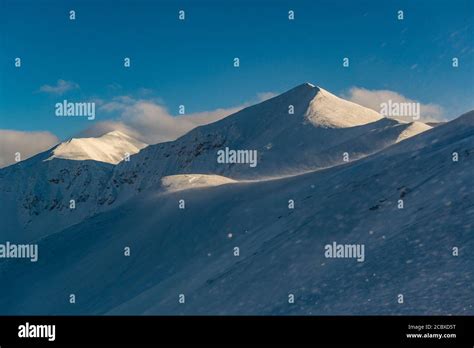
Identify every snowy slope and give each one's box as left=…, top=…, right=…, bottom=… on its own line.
left=0, top=111, right=471, bottom=315
left=0, top=152, right=114, bottom=242
left=105, top=83, right=431, bottom=204
left=0, top=131, right=145, bottom=241
left=48, top=131, right=147, bottom=164
left=395, top=121, right=432, bottom=142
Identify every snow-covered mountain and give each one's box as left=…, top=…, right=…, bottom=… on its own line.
left=0, top=83, right=431, bottom=241
left=7, top=82, right=469, bottom=316
left=48, top=130, right=147, bottom=164
left=105, top=83, right=431, bottom=203
left=0, top=110, right=471, bottom=315
left=0, top=131, right=146, bottom=241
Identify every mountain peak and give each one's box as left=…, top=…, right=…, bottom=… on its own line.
left=285, top=82, right=319, bottom=95
left=46, top=131, right=147, bottom=164
left=296, top=82, right=317, bottom=89
left=262, top=83, right=382, bottom=128
left=104, top=130, right=131, bottom=138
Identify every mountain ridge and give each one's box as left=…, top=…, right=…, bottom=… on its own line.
left=0, top=83, right=435, bottom=241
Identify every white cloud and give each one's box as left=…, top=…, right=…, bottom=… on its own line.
left=82, top=92, right=275, bottom=144
left=0, top=130, right=59, bottom=168
left=39, top=79, right=79, bottom=95
left=343, top=87, right=445, bottom=122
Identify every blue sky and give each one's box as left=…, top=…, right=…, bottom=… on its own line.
left=0, top=0, right=473, bottom=141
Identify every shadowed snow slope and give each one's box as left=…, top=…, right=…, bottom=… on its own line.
left=0, top=111, right=471, bottom=315
left=0, top=149, right=114, bottom=241
left=0, top=131, right=146, bottom=241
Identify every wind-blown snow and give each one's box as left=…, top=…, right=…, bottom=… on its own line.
left=160, top=174, right=237, bottom=193
left=395, top=121, right=432, bottom=142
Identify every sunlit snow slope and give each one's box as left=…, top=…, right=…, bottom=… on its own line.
left=48, top=131, right=147, bottom=164
left=107, top=83, right=431, bottom=202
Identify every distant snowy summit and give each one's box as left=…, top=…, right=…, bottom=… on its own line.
left=107, top=82, right=433, bottom=191
left=47, top=131, right=147, bottom=165
left=296, top=82, right=383, bottom=128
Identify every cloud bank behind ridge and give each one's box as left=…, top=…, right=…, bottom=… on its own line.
left=344, top=87, right=445, bottom=122
left=81, top=92, right=277, bottom=144
left=0, top=130, right=59, bottom=168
